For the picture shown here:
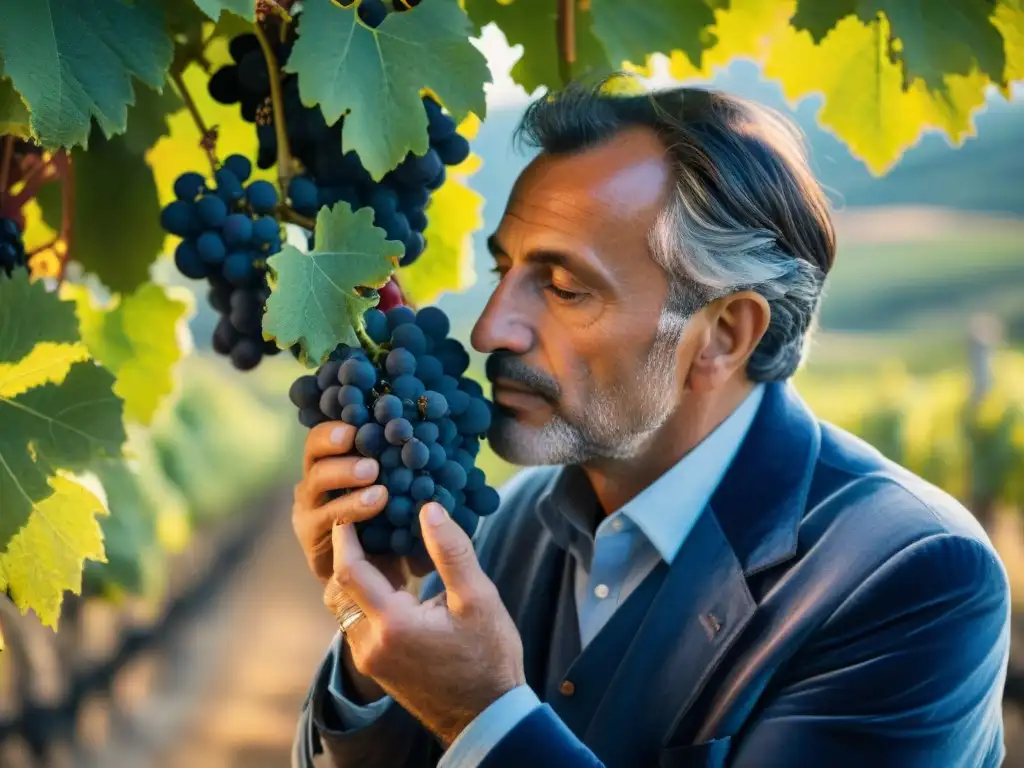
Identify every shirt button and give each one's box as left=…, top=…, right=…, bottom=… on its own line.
left=559, top=680, right=575, bottom=696
left=611, top=518, right=623, bottom=532
left=594, top=584, right=609, bottom=599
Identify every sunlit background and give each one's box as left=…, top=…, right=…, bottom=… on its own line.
left=2, top=24, right=1023, bottom=768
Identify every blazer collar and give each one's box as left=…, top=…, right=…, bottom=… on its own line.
left=709, top=380, right=821, bottom=575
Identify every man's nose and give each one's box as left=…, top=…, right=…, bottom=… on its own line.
left=470, top=281, right=534, bottom=355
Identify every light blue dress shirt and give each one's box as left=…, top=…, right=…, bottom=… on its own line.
left=327, top=383, right=766, bottom=766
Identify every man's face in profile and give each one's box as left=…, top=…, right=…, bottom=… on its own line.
left=472, top=127, right=704, bottom=466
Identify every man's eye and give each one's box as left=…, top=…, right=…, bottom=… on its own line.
left=547, top=284, right=584, bottom=301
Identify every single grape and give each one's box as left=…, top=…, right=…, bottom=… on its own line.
left=447, top=389, right=470, bottom=417
left=231, top=338, right=263, bottom=370
left=386, top=348, right=417, bottom=377
left=364, top=309, right=389, bottom=343
left=385, top=417, right=414, bottom=445
left=174, top=240, right=207, bottom=279
left=288, top=176, right=319, bottom=215
left=229, top=289, right=262, bottom=333
left=464, top=437, right=481, bottom=458
left=402, top=402, right=419, bottom=423
left=414, top=355, right=443, bottom=387
left=356, top=423, right=386, bottom=457
left=439, top=417, right=459, bottom=446
left=215, top=168, right=245, bottom=203
left=317, top=361, right=343, bottom=390
left=196, top=194, right=228, bottom=228
left=376, top=279, right=404, bottom=313
left=374, top=394, right=404, bottom=424
left=452, top=449, right=474, bottom=472
left=411, top=475, right=435, bottom=501
left=299, top=408, right=326, bottom=429
left=228, top=33, right=260, bottom=63
left=318, top=386, right=342, bottom=419
left=390, top=528, right=413, bottom=555
left=340, top=358, right=377, bottom=391
left=208, top=65, right=241, bottom=105
left=251, top=216, right=280, bottom=248
left=357, top=0, right=388, bottom=28
left=436, top=133, right=471, bottom=166
left=467, top=486, right=500, bottom=516
left=415, top=306, right=450, bottom=340
left=400, top=231, right=426, bottom=267
left=424, top=97, right=456, bottom=142
left=436, top=338, right=470, bottom=377
left=386, top=306, right=416, bottom=333
left=460, top=377, right=485, bottom=399
left=223, top=213, right=254, bottom=246
left=386, top=495, right=414, bottom=527
left=406, top=207, right=428, bottom=232
left=197, top=231, right=227, bottom=265
left=452, top=506, right=480, bottom=537
left=387, top=467, right=414, bottom=495
left=457, top=397, right=493, bottom=435
left=437, top=461, right=467, bottom=492
left=246, top=180, right=278, bottom=214
left=434, top=486, right=456, bottom=514
left=338, top=385, right=364, bottom=408
left=223, top=154, right=253, bottom=183
left=341, top=403, right=368, bottom=427
left=391, top=323, right=427, bottom=357
left=289, top=375, right=322, bottom=410
left=224, top=251, right=257, bottom=286
left=420, top=391, right=449, bottom=420
left=368, top=185, right=399, bottom=216
left=174, top=171, right=206, bottom=202
left=212, top=316, right=238, bottom=355
left=426, top=442, right=448, bottom=472
left=161, top=200, right=198, bottom=237
left=382, top=211, right=411, bottom=244
left=413, top=421, right=439, bottom=444
left=392, top=374, right=425, bottom=402
left=401, top=438, right=429, bottom=470
left=381, top=445, right=402, bottom=470
left=464, top=467, right=486, bottom=492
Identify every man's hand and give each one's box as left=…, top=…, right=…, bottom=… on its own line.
left=324, top=502, right=526, bottom=747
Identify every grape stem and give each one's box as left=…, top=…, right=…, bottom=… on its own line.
left=277, top=204, right=314, bottom=230
left=348, top=300, right=387, bottom=364
left=56, top=151, right=74, bottom=282
left=171, top=70, right=219, bottom=177
left=253, top=22, right=296, bottom=198
left=4, top=152, right=62, bottom=214
left=556, top=0, right=576, bottom=87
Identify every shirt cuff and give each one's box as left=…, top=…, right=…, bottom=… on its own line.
left=438, top=684, right=542, bottom=768
left=326, top=635, right=394, bottom=729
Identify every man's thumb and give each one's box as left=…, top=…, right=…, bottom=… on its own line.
left=419, top=502, right=486, bottom=610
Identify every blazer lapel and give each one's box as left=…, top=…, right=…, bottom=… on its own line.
left=583, top=507, right=756, bottom=767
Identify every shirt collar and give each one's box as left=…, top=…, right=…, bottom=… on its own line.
left=619, top=383, right=765, bottom=563
left=536, top=384, right=766, bottom=566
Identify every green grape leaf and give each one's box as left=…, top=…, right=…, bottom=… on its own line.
left=0, top=0, right=174, bottom=149
left=0, top=362, right=125, bottom=551
left=123, top=84, right=182, bottom=156
left=0, top=343, right=92, bottom=399
left=465, top=0, right=612, bottom=92
left=791, top=0, right=1006, bottom=89
left=66, top=283, right=191, bottom=425
left=286, top=0, right=490, bottom=179
left=765, top=14, right=990, bottom=174
left=190, top=0, right=256, bottom=22
left=0, top=474, right=107, bottom=629
left=70, top=133, right=164, bottom=293
left=263, top=204, right=402, bottom=365
left=0, top=73, right=31, bottom=139
left=0, top=270, right=80, bottom=365
left=400, top=172, right=483, bottom=307
left=590, top=0, right=717, bottom=72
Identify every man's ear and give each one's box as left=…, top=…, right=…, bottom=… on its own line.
left=686, top=292, right=770, bottom=392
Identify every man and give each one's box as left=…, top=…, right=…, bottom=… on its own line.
left=290, top=83, right=1010, bottom=767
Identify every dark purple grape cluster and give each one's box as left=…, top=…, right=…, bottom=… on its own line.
left=0, top=217, right=27, bottom=278
left=208, top=17, right=469, bottom=269
left=160, top=154, right=284, bottom=370
left=289, top=305, right=500, bottom=554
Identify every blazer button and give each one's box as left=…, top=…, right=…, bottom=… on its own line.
left=559, top=680, right=575, bottom=696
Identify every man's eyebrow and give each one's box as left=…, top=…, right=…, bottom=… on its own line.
left=486, top=233, right=610, bottom=285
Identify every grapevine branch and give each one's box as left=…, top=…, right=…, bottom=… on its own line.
left=0, top=136, right=14, bottom=207
left=557, top=0, right=577, bottom=87
left=171, top=70, right=219, bottom=176
left=57, top=152, right=74, bottom=281
left=253, top=22, right=296, bottom=196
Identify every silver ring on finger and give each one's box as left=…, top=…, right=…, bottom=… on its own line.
left=335, top=600, right=366, bottom=635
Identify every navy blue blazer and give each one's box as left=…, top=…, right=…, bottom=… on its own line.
left=294, top=382, right=1010, bottom=767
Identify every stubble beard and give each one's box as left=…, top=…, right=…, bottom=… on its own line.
left=488, top=310, right=690, bottom=466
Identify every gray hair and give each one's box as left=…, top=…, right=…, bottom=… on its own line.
left=514, top=79, right=835, bottom=382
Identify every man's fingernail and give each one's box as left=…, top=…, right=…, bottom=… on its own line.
left=361, top=486, right=384, bottom=504
left=330, top=426, right=347, bottom=446
left=354, top=458, right=377, bottom=479
left=422, top=502, right=448, bottom=527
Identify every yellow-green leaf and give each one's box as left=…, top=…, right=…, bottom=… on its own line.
left=0, top=73, right=31, bottom=139
left=64, top=283, right=192, bottom=425
left=400, top=172, right=483, bottom=307
left=0, top=474, right=107, bottom=629
left=994, top=0, right=1024, bottom=88
left=263, top=204, right=402, bottom=364
left=0, top=342, right=91, bottom=399
left=763, top=15, right=989, bottom=175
